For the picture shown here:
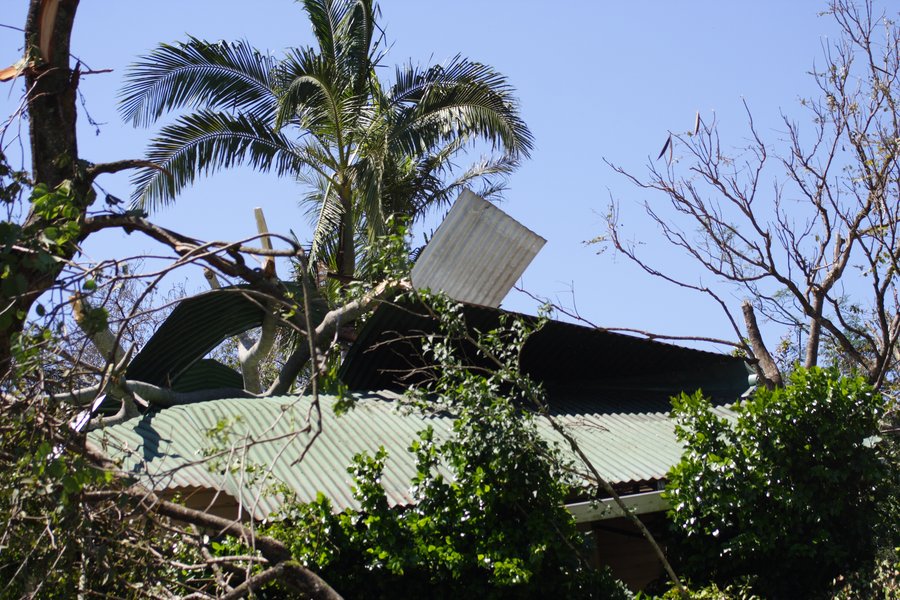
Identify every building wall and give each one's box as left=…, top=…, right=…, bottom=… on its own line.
left=587, top=512, right=668, bottom=591
left=165, top=486, right=247, bottom=521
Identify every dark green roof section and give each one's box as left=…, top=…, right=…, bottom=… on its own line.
left=340, top=299, right=753, bottom=398
left=172, top=359, right=244, bottom=393
left=126, top=284, right=327, bottom=387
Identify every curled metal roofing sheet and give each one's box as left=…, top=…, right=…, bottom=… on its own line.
left=126, top=287, right=270, bottom=386
left=126, top=284, right=327, bottom=388
left=172, top=359, right=243, bottom=393
left=410, top=189, right=546, bottom=308
left=89, top=390, right=736, bottom=519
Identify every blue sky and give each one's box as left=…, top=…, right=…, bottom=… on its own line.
left=0, top=1, right=865, bottom=349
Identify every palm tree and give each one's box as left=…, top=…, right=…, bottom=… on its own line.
left=120, top=0, right=533, bottom=283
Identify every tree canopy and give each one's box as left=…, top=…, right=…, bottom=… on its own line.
left=120, top=0, right=533, bottom=283
left=667, top=367, right=896, bottom=597
left=604, top=0, right=900, bottom=394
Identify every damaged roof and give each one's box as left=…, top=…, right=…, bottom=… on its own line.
left=340, top=297, right=752, bottom=398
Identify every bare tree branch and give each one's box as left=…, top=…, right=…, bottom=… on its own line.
left=79, top=478, right=342, bottom=600
left=85, top=159, right=169, bottom=181
left=603, top=1, right=900, bottom=388
left=742, top=301, right=783, bottom=388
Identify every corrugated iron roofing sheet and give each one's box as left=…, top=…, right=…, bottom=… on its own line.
left=172, top=359, right=243, bottom=393
left=410, top=189, right=546, bottom=308
left=127, top=288, right=269, bottom=386
left=340, top=299, right=752, bottom=397
left=89, top=390, right=736, bottom=519
left=126, top=284, right=327, bottom=388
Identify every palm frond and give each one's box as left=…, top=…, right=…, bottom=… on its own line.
left=344, top=0, right=379, bottom=93
left=120, top=37, right=278, bottom=127
left=435, top=153, right=519, bottom=205
left=131, top=110, right=310, bottom=210
left=301, top=0, right=353, bottom=65
left=353, top=154, right=387, bottom=241
left=390, top=55, right=534, bottom=159
left=275, top=47, right=345, bottom=133
left=387, top=144, right=517, bottom=219
left=299, top=173, right=345, bottom=265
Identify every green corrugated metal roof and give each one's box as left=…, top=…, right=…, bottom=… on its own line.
left=89, top=390, right=736, bottom=519
left=127, top=287, right=270, bottom=387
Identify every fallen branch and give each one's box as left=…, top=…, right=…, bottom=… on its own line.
left=268, top=278, right=411, bottom=395
left=52, top=379, right=255, bottom=410
left=126, top=380, right=256, bottom=407
left=81, top=475, right=342, bottom=600
left=220, top=563, right=284, bottom=600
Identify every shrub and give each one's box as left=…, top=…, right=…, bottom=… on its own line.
left=267, top=398, right=629, bottom=599
left=261, top=301, right=632, bottom=598
left=666, top=367, right=893, bottom=598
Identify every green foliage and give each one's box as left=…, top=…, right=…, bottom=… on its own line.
left=0, top=335, right=191, bottom=597
left=0, top=152, right=86, bottom=336
left=261, top=295, right=630, bottom=599
left=640, top=581, right=759, bottom=600
left=829, top=549, right=900, bottom=599
left=666, top=367, right=896, bottom=598
left=30, top=180, right=82, bottom=246
left=121, top=0, right=533, bottom=280
left=0, top=152, right=27, bottom=205
left=357, top=215, right=414, bottom=284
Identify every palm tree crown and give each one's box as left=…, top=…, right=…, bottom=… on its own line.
left=120, top=0, right=533, bottom=282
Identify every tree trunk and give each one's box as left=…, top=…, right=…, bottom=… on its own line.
left=1, top=0, right=89, bottom=374
left=337, top=188, right=355, bottom=282
left=742, top=301, right=784, bottom=388
left=804, top=291, right=824, bottom=368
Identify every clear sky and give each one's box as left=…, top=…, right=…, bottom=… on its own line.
left=0, top=1, right=873, bottom=350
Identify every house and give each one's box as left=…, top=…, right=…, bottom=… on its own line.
left=89, top=295, right=750, bottom=590
left=86, top=191, right=754, bottom=590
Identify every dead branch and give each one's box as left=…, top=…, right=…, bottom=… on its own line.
left=742, top=301, right=783, bottom=388
left=603, top=1, right=900, bottom=388
left=50, top=379, right=255, bottom=409
left=81, top=482, right=342, bottom=599
left=85, top=159, right=169, bottom=181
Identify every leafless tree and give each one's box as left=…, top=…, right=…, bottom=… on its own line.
left=606, top=0, right=900, bottom=392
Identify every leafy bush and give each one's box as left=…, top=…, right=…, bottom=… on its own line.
left=262, top=299, right=631, bottom=599
left=666, top=367, right=894, bottom=598
left=829, top=549, right=900, bottom=599
left=268, top=402, right=628, bottom=599
left=643, top=581, right=760, bottom=599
